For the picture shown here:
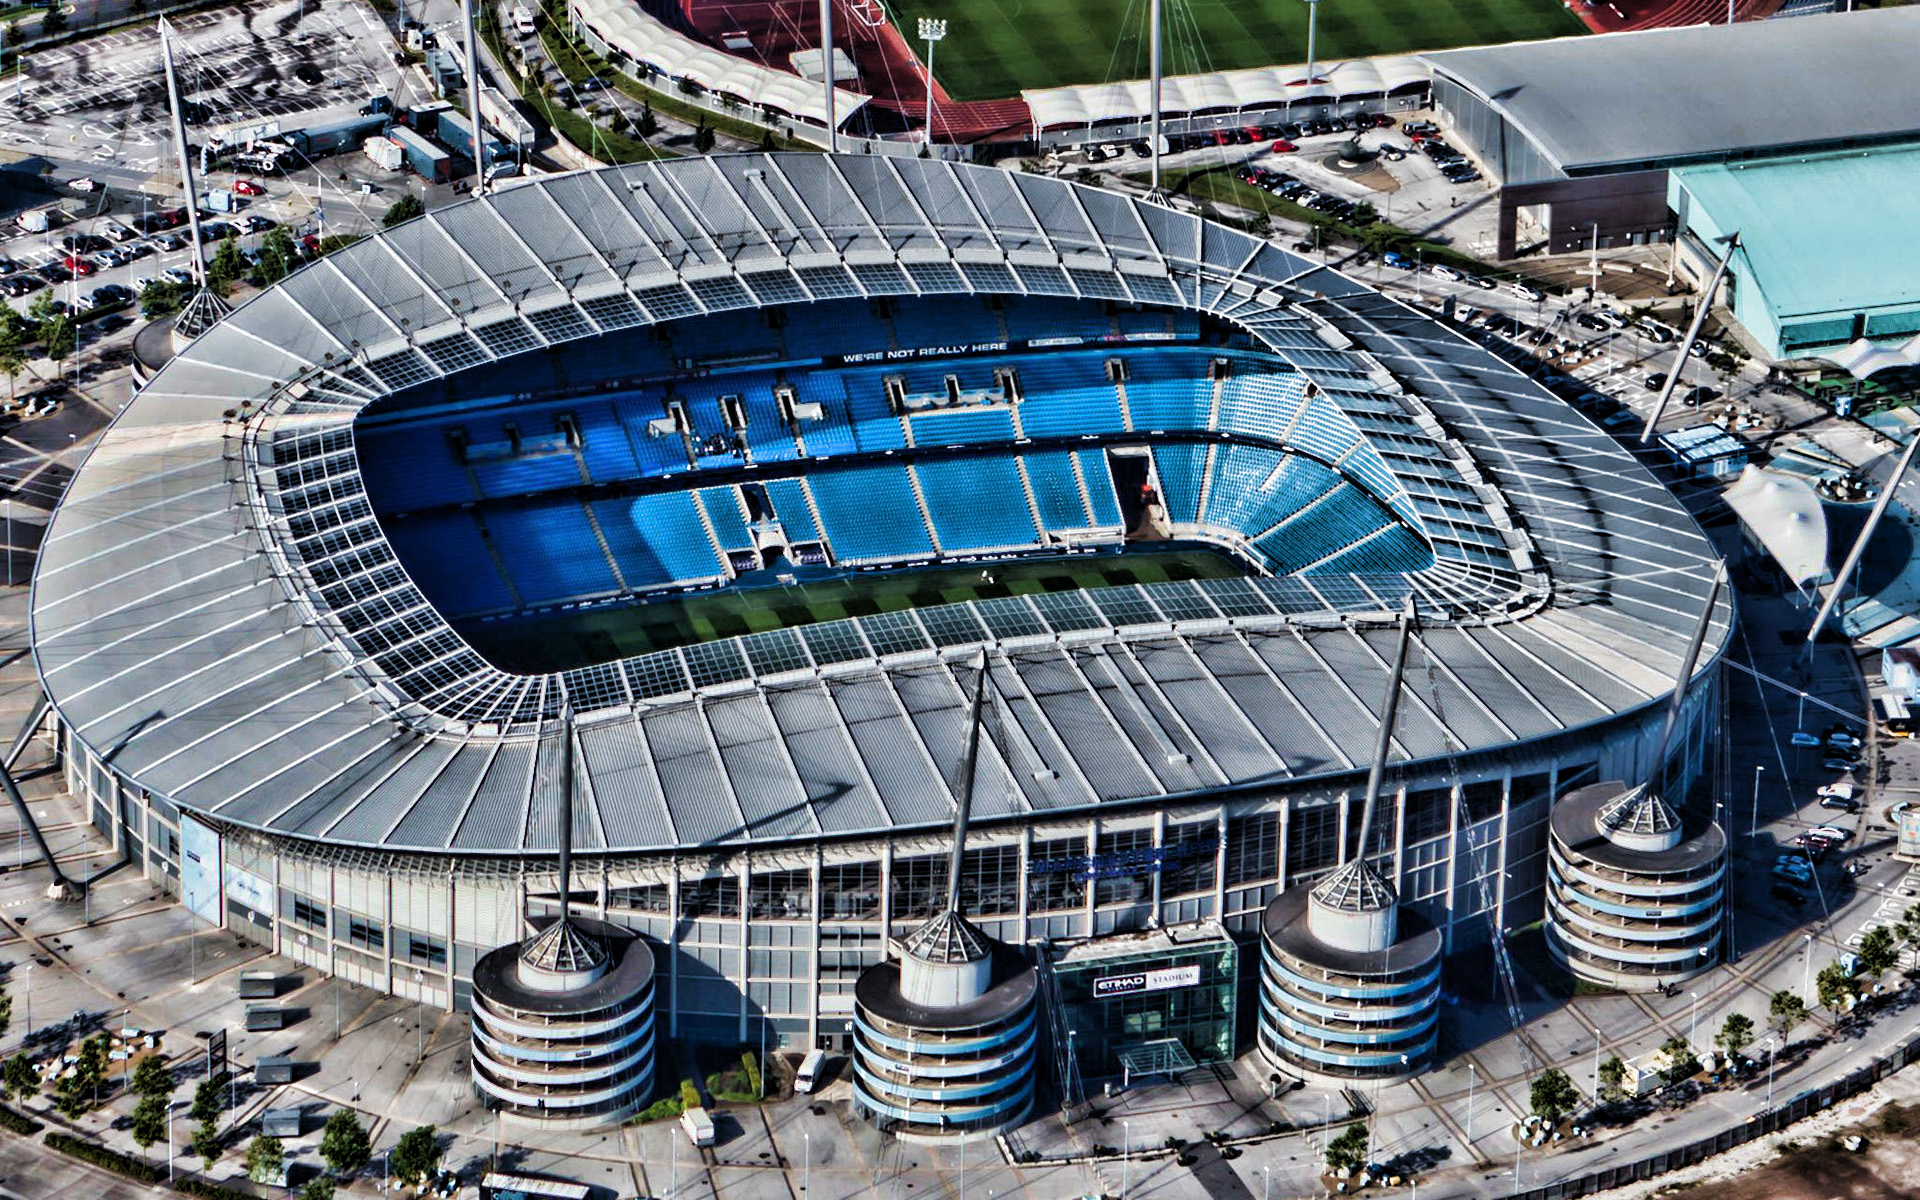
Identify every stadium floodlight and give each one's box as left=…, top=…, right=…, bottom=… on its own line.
left=918, top=18, right=948, bottom=150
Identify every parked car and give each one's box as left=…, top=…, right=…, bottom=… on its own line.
left=1382, top=251, right=1414, bottom=270
left=1465, top=274, right=1496, bottom=291
left=242, top=214, right=276, bottom=233
left=1271, top=139, right=1297, bottom=154
left=1680, top=385, right=1720, bottom=408
left=161, top=267, right=194, bottom=286
left=1428, top=263, right=1463, bottom=282
left=1643, top=372, right=1668, bottom=392
left=1508, top=281, right=1544, bottom=302
left=232, top=179, right=266, bottom=197
left=1809, top=824, right=1852, bottom=843
left=1820, top=795, right=1860, bottom=812
left=1377, top=143, right=1407, bottom=161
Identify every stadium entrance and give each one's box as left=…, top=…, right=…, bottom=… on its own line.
left=1045, top=921, right=1239, bottom=1087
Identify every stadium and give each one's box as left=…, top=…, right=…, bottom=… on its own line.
left=30, top=154, right=1727, bottom=1101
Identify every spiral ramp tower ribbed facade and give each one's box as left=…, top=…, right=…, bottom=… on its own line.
left=1545, top=781, right=1727, bottom=991
left=468, top=914, right=658, bottom=1128
left=851, top=909, right=1040, bottom=1142
left=1257, top=859, right=1443, bottom=1081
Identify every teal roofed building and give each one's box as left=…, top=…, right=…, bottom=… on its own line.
left=1669, top=146, right=1920, bottom=362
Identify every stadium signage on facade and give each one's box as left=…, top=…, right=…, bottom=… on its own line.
left=838, top=340, right=1009, bottom=363
left=1092, top=964, right=1201, bottom=999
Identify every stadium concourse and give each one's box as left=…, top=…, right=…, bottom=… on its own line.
left=31, top=155, right=1726, bottom=1094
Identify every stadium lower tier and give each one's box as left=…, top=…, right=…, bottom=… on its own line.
left=55, top=674, right=1714, bottom=1064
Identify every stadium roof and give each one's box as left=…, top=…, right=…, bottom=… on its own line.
left=1023, top=57, right=1428, bottom=131
left=32, top=155, right=1728, bottom=861
left=568, top=0, right=867, bottom=128
left=1423, top=7, right=1920, bottom=176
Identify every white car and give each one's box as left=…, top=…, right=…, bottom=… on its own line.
left=69, top=177, right=97, bottom=192
left=1508, top=281, right=1544, bottom=302
left=1816, top=781, right=1856, bottom=802
left=1809, top=825, right=1852, bottom=843
left=161, top=267, right=193, bottom=286
left=133, top=275, right=157, bottom=293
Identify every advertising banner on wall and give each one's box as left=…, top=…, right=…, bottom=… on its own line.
left=181, top=815, right=222, bottom=927
left=1091, top=963, right=1202, bottom=1000
left=225, top=864, right=274, bottom=919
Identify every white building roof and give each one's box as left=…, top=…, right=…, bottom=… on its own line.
left=569, top=0, right=868, bottom=128
left=1722, top=466, right=1828, bottom=588
left=1023, top=57, right=1429, bottom=130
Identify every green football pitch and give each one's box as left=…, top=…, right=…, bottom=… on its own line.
left=888, top=0, right=1586, bottom=102
left=467, top=547, right=1247, bottom=672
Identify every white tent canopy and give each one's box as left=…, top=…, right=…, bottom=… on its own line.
left=568, top=0, right=869, bottom=129
left=1022, top=56, right=1428, bottom=130
left=1723, top=466, right=1829, bottom=588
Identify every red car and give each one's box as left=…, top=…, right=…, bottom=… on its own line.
left=1271, top=139, right=1297, bottom=154
left=232, top=180, right=265, bottom=197
left=63, top=256, right=95, bottom=277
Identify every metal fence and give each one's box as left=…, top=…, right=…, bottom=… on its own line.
left=1503, top=1029, right=1920, bottom=1200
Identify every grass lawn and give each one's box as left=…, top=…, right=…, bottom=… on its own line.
left=886, top=0, right=1585, bottom=101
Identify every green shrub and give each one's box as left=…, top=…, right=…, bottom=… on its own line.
left=678, top=1078, right=700, bottom=1111
left=43, top=1133, right=166, bottom=1183
left=741, top=1051, right=763, bottom=1097
left=633, top=1094, right=684, bottom=1122
left=175, top=1179, right=260, bottom=1200
left=0, top=1101, right=40, bottom=1135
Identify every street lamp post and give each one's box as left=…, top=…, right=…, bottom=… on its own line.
left=803, top=1129, right=810, bottom=1194
left=1689, top=991, right=1700, bottom=1048
left=1803, top=933, right=1815, bottom=1004
left=1465, top=1062, right=1477, bottom=1149
left=1765, top=1037, right=1776, bottom=1115
left=1592, top=1028, right=1602, bottom=1103
left=1122, top=1118, right=1131, bottom=1198
left=917, top=19, right=947, bottom=151
left=1751, top=764, right=1765, bottom=837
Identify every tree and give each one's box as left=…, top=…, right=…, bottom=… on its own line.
left=1716, top=1012, right=1755, bottom=1062
left=39, top=2, right=66, bottom=39
left=251, top=227, right=298, bottom=288
left=301, top=1180, right=336, bottom=1200
left=0, top=993, right=12, bottom=1042
left=246, top=1134, right=285, bottom=1185
left=1326, top=1121, right=1370, bottom=1174
left=320, top=1108, right=371, bottom=1176
left=28, top=292, right=73, bottom=364
left=4, top=19, right=19, bottom=48
left=0, top=319, right=16, bottom=406
left=1658, top=1035, right=1699, bottom=1084
left=131, top=1094, right=167, bottom=1155
left=636, top=102, right=658, bottom=137
left=381, top=194, right=425, bottom=229
left=1769, top=989, right=1808, bottom=1039
left=1, top=1052, right=38, bottom=1102
left=191, top=1119, right=222, bottom=1167
left=1597, top=1056, right=1628, bottom=1102
left=1817, top=961, right=1856, bottom=1012
left=190, top=1076, right=222, bottom=1125
left=389, top=1124, right=441, bottom=1186
left=130, top=1054, right=172, bottom=1100
left=206, top=234, right=247, bottom=296
left=1858, top=925, right=1899, bottom=980
left=1529, top=1067, right=1579, bottom=1124
left=140, top=278, right=190, bottom=319
left=315, top=233, right=363, bottom=257
left=692, top=119, right=715, bottom=154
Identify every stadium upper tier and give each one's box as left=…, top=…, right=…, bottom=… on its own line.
left=32, top=154, right=1728, bottom=859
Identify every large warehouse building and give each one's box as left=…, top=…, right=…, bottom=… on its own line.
left=1424, top=8, right=1920, bottom=259
left=30, top=155, right=1727, bottom=1090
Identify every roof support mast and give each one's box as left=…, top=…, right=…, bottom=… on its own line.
left=943, top=653, right=990, bottom=915
left=158, top=19, right=230, bottom=340
left=1149, top=0, right=1162, bottom=192
left=1639, top=232, right=1739, bottom=444
left=1648, top=561, right=1725, bottom=776
left=463, top=0, right=488, bottom=196
left=1807, top=437, right=1918, bottom=652
left=1350, top=598, right=1415, bottom=867
left=821, top=0, right=837, bottom=152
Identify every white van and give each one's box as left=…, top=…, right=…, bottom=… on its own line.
left=796, top=1049, right=826, bottom=1094
left=680, top=1106, right=715, bottom=1147
left=510, top=5, right=535, bottom=35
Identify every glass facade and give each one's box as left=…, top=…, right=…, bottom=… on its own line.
left=1049, top=932, right=1238, bottom=1077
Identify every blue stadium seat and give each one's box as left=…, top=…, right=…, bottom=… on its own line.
left=790, top=374, right=857, bottom=458
left=1253, top=486, right=1391, bottom=572
left=592, top=493, right=725, bottom=589
left=1125, top=378, right=1214, bottom=431
left=469, top=450, right=584, bottom=499
left=1076, top=451, right=1124, bottom=526
left=740, top=385, right=801, bottom=463
left=699, top=487, right=753, bottom=550
left=612, top=395, right=694, bottom=476
left=1200, top=444, right=1286, bottom=530
left=1024, top=451, right=1093, bottom=531
left=915, top=457, right=1039, bottom=551
left=1015, top=357, right=1126, bottom=437
left=483, top=500, right=620, bottom=606
left=808, top=466, right=933, bottom=562
left=355, top=426, right=474, bottom=512
left=573, top=402, right=639, bottom=484
left=382, top=511, right=516, bottom=616
left=1312, top=525, right=1434, bottom=575
left=1217, top=370, right=1310, bottom=440
left=764, top=478, right=820, bottom=541
left=909, top=407, right=1016, bottom=447
left=1151, top=444, right=1208, bottom=525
